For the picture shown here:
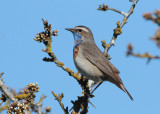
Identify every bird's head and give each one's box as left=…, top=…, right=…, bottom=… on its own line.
left=66, top=26, right=95, bottom=44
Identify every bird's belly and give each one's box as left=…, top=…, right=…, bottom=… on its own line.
left=74, top=55, right=103, bottom=83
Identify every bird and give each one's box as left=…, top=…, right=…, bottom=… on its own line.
left=65, top=25, right=133, bottom=100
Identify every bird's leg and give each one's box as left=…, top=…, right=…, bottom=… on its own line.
left=91, top=81, right=103, bottom=95
left=88, top=80, right=95, bottom=91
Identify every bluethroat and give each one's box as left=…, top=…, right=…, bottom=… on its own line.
left=66, top=26, right=133, bottom=100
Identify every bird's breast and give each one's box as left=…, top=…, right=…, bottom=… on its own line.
left=73, top=47, right=104, bottom=83
left=73, top=40, right=81, bottom=59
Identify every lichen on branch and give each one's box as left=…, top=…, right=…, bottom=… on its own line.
left=34, top=19, right=82, bottom=81
left=52, top=91, right=69, bottom=114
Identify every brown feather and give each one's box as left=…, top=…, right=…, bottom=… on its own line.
left=81, top=42, right=120, bottom=84
left=73, top=45, right=80, bottom=58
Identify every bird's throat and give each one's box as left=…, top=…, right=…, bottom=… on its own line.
left=73, top=32, right=82, bottom=48
left=73, top=32, right=82, bottom=58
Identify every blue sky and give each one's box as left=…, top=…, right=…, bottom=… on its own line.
left=0, top=0, right=160, bottom=114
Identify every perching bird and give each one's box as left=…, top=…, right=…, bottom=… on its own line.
left=66, top=26, right=133, bottom=100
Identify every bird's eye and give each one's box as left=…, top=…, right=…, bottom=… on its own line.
left=78, top=29, right=82, bottom=32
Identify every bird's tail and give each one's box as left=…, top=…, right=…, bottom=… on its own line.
left=120, top=84, right=133, bottom=100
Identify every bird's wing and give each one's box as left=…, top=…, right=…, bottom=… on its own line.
left=81, top=43, right=134, bottom=100
left=81, top=42, right=121, bottom=83
left=108, top=61, right=120, bottom=74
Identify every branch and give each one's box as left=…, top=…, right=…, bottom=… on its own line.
left=34, top=19, right=82, bottom=83
left=0, top=100, right=10, bottom=113
left=30, top=95, right=50, bottom=114
left=0, top=73, right=29, bottom=114
left=126, top=44, right=160, bottom=64
left=127, top=10, right=160, bottom=63
left=143, top=9, right=160, bottom=26
left=71, top=75, right=92, bottom=113
left=143, top=10, right=160, bottom=48
left=52, top=91, right=68, bottom=114
left=71, top=94, right=89, bottom=114
left=0, top=72, right=4, bottom=78
left=36, top=95, right=46, bottom=114
left=0, top=80, right=18, bottom=103
left=98, top=0, right=139, bottom=56
left=151, top=26, right=160, bottom=48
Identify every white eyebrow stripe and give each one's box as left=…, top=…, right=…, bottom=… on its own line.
left=76, top=27, right=89, bottom=32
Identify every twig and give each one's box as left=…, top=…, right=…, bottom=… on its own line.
left=0, top=72, right=4, bottom=78
left=0, top=79, right=29, bottom=114
left=0, top=100, right=3, bottom=106
left=42, top=50, right=81, bottom=81
left=143, top=10, right=160, bottom=48
left=98, top=0, right=139, bottom=55
left=36, top=95, right=46, bottom=114
left=0, top=80, right=18, bottom=103
left=71, top=76, right=91, bottom=113
left=34, top=19, right=81, bottom=82
left=126, top=44, right=160, bottom=63
left=52, top=91, right=68, bottom=114
left=151, top=26, right=160, bottom=48
left=0, top=100, right=10, bottom=113
left=143, top=9, right=160, bottom=26
left=71, top=94, right=89, bottom=114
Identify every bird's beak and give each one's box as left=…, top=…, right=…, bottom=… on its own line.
left=65, top=28, right=76, bottom=32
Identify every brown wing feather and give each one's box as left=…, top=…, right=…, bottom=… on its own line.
left=81, top=42, right=121, bottom=84
left=108, top=62, right=120, bottom=74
